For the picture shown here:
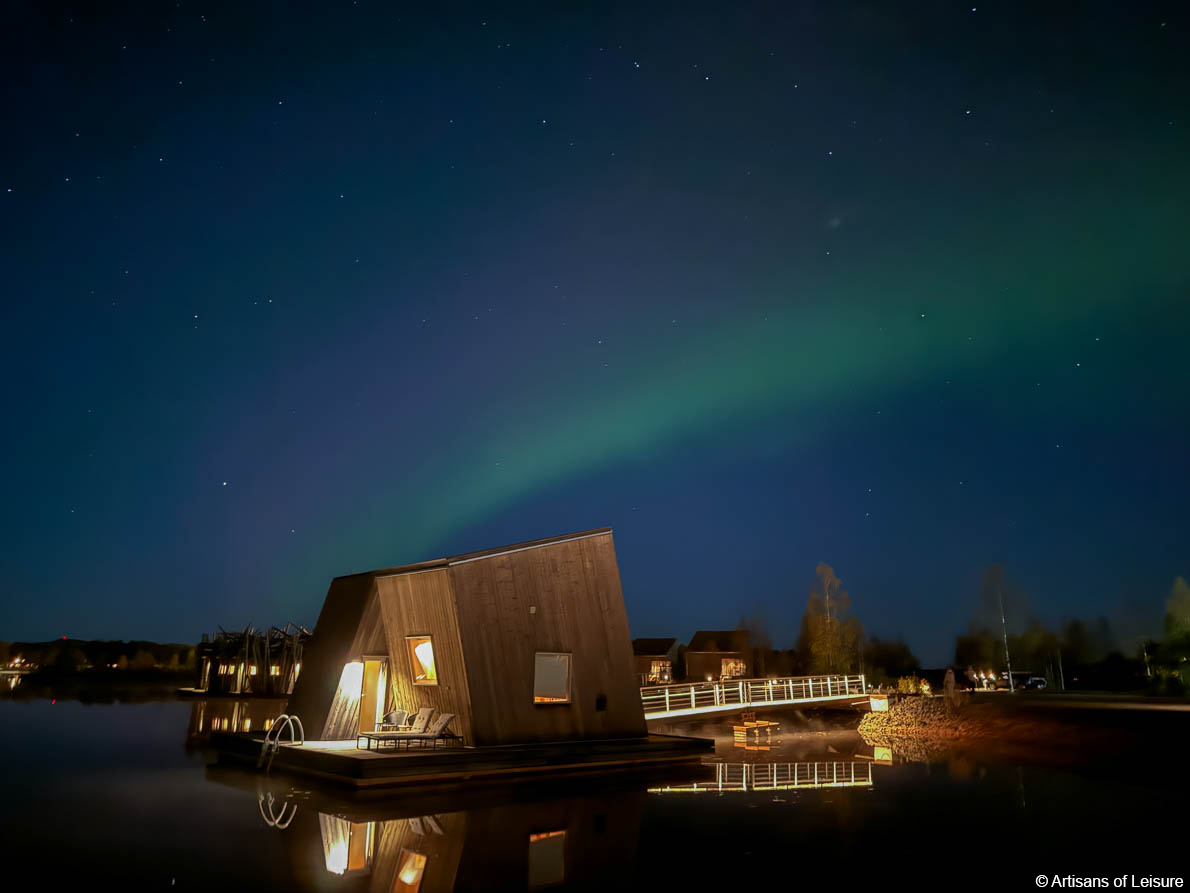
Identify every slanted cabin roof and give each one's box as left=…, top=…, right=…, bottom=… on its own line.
left=632, top=637, right=677, bottom=656
left=331, top=527, right=614, bottom=581
left=687, top=629, right=751, bottom=653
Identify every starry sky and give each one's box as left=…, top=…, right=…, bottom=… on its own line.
left=2, top=2, right=1187, bottom=664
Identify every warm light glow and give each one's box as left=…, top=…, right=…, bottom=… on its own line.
left=270, top=665, right=280, bottom=676
left=395, top=849, right=427, bottom=891
left=406, top=636, right=437, bottom=685
left=243, top=718, right=251, bottom=731
left=325, top=838, right=348, bottom=875
left=340, top=661, right=364, bottom=699
left=249, top=665, right=258, bottom=675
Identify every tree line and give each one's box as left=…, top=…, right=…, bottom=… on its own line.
left=0, top=639, right=197, bottom=676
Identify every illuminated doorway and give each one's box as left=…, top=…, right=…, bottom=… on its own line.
left=358, top=657, right=389, bottom=734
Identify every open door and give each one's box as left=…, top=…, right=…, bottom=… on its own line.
left=358, top=658, right=389, bottom=734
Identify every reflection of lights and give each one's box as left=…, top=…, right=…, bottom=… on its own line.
left=340, top=661, right=364, bottom=699
left=397, top=850, right=427, bottom=887
left=326, top=838, right=348, bottom=875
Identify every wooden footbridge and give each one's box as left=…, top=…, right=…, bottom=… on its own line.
left=640, top=674, right=867, bottom=720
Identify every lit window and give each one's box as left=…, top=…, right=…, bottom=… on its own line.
left=406, top=636, right=437, bottom=685
left=270, top=665, right=280, bottom=676
left=394, top=848, right=427, bottom=892
left=533, top=652, right=571, bottom=704
left=720, top=658, right=746, bottom=678
left=249, top=665, right=258, bottom=676
left=528, top=830, right=566, bottom=889
left=649, top=659, right=671, bottom=682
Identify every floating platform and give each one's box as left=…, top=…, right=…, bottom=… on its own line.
left=209, top=732, right=712, bottom=789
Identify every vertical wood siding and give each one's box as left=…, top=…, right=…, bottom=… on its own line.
left=451, top=531, right=646, bottom=745
left=376, top=569, right=475, bottom=745
left=287, top=573, right=383, bottom=739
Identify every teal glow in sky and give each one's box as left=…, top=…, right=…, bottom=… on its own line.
left=2, top=2, right=1187, bottom=663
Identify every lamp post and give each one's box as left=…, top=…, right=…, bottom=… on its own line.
left=998, top=587, right=1014, bottom=694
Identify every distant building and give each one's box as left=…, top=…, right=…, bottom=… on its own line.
left=287, top=528, right=647, bottom=746
left=685, top=630, right=752, bottom=681
left=194, top=624, right=309, bottom=696
left=632, top=637, right=678, bottom=686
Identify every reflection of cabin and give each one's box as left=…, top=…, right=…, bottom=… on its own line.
left=194, top=623, right=309, bottom=696
left=272, top=781, right=648, bottom=892
left=287, top=528, right=647, bottom=746
left=685, top=630, right=752, bottom=681
left=632, top=638, right=678, bottom=686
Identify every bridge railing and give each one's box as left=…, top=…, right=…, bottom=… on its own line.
left=649, top=760, right=873, bottom=793
left=640, top=674, right=866, bottom=717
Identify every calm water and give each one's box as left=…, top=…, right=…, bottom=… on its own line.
left=0, top=695, right=1186, bottom=890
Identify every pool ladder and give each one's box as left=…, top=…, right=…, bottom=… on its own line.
left=258, top=713, right=304, bottom=772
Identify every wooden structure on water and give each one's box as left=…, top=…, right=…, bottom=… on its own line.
left=194, top=623, right=309, bottom=697
left=287, top=528, right=648, bottom=747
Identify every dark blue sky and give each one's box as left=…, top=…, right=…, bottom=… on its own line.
left=2, top=2, right=1187, bottom=664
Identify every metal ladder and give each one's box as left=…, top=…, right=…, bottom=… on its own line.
left=258, top=713, right=304, bottom=772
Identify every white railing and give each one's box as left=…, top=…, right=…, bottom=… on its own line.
left=640, top=674, right=866, bottom=719
left=258, top=713, right=305, bottom=772
left=649, top=760, right=873, bottom=793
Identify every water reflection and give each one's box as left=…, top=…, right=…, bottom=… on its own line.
left=185, top=697, right=288, bottom=748
left=650, top=760, right=873, bottom=793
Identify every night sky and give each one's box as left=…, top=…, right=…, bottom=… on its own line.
left=2, top=2, right=1187, bottom=664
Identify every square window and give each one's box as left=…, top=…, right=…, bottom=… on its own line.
left=406, top=636, right=437, bottom=685
left=533, top=652, right=571, bottom=704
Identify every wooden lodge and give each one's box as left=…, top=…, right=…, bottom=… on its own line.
left=684, top=629, right=752, bottom=682
left=286, top=528, right=648, bottom=747
left=194, top=623, right=309, bottom=697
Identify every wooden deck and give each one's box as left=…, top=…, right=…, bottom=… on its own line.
left=209, top=732, right=712, bottom=789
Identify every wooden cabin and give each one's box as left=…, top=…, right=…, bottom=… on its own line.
left=684, top=630, right=752, bottom=682
left=287, top=528, right=647, bottom=747
left=631, top=637, right=678, bottom=686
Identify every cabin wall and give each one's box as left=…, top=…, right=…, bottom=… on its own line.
left=451, top=532, right=646, bottom=746
left=375, top=569, right=475, bottom=746
left=287, top=574, right=386, bottom=739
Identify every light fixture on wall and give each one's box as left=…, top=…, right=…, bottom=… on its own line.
left=340, top=661, right=364, bottom=699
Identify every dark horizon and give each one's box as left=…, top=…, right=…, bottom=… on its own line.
left=2, top=2, right=1188, bottom=666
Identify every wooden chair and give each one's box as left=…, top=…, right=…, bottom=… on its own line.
left=376, top=709, right=409, bottom=732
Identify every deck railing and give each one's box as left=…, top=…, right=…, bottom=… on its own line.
left=640, top=674, right=866, bottom=718
left=649, top=760, right=873, bottom=793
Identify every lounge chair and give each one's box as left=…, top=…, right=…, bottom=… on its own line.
left=404, top=706, right=435, bottom=733
left=356, top=707, right=437, bottom=750
left=397, top=712, right=461, bottom=749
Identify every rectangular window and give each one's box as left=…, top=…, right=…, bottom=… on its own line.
left=648, top=659, right=671, bottom=683
left=406, top=636, right=437, bottom=685
left=720, top=657, right=746, bottom=678
left=533, top=652, right=571, bottom=704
